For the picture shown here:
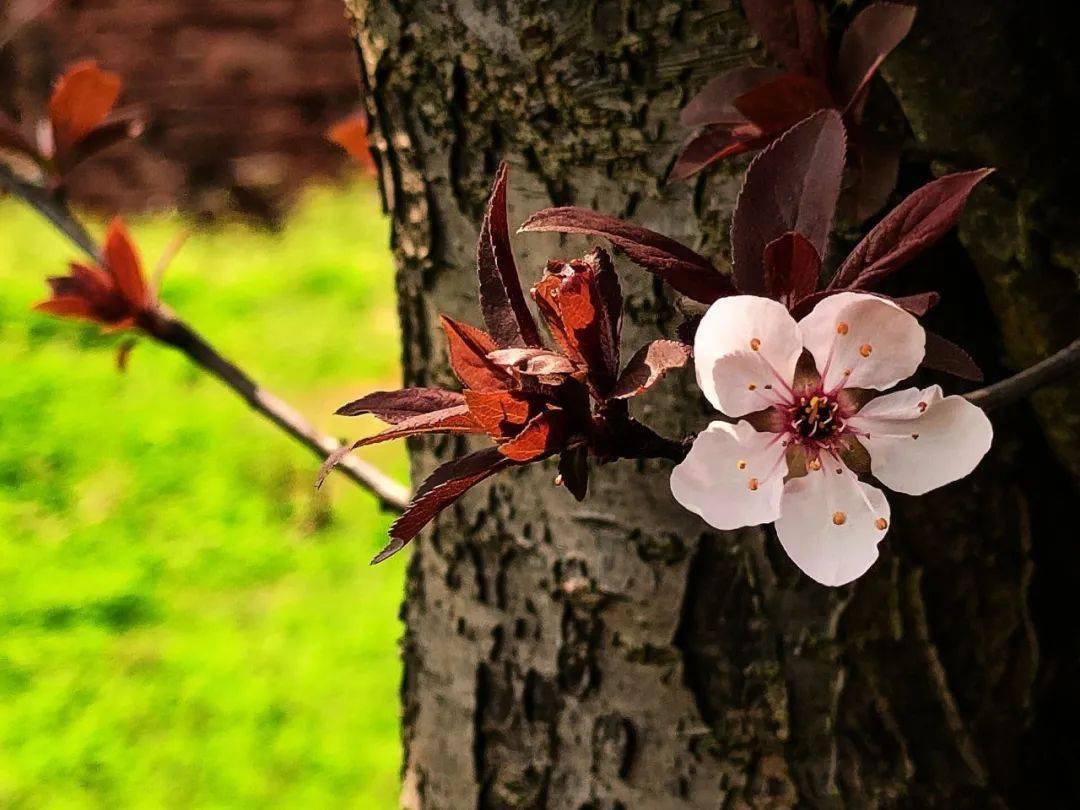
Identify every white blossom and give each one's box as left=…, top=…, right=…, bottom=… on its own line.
left=671, top=293, right=993, bottom=586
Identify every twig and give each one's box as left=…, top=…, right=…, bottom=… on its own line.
left=965, top=337, right=1080, bottom=411
left=2, top=163, right=410, bottom=512
left=1, top=167, right=101, bottom=259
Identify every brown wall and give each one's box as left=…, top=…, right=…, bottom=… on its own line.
left=2, top=0, right=361, bottom=220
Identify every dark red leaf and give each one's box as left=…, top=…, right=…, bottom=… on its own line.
left=585, top=247, right=622, bottom=384
left=34, top=258, right=134, bottom=328
left=789, top=289, right=938, bottom=319
left=476, top=162, right=542, bottom=348
left=440, top=315, right=513, bottom=392
left=335, top=388, right=466, bottom=422
left=464, top=389, right=534, bottom=437
left=830, top=169, right=994, bottom=291
left=497, top=410, right=565, bottom=462
left=345, top=406, right=481, bottom=449
left=316, top=404, right=482, bottom=488
left=835, top=3, right=917, bottom=109
left=59, top=112, right=144, bottom=173
left=793, top=0, right=829, bottom=78
left=531, top=255, right=621, bottom=392
left=611, top=340, right=693, bottom=399
left=670, top=125, right=757, bottom=182
left=487, top=348, right=577, bottom=377
left=48, top=61, right=122, bottom=153
left=374, top=448, right=515, bottom=564
left=520, top=207, right=734, bottom=303
left=732, top=74, right=834, bottom=133
left=103, top=218, right=150, bottom=310
left=33, top=295, right=98, bottom=320
left=786, top=289, right=937, bottom=319
left=890, top=291, right=940, bottom=316
left=763, top=231, right=821, bottom=305
left=921, top=331, right=983, bottom=381
left=680, top=66, right=784, bottom=127
left=327, top=112, right=376, bottom=172
left=592, top=248, right=623, bottom=359
left=742, top=0, right=829, bottom=76
left=731, top=109, right=846, bottom=294
left=558, top=445, right=589, bottom=501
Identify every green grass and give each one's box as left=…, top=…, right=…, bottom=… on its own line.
left=0, top=182, right=406, bottom=808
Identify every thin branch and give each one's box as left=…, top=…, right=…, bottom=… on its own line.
left=2, top=162, right=410, bottom=512
left=965, top=337, right=1080, bottom=411
left=1, top=166, right=101, bottom=259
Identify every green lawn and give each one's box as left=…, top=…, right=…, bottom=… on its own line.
left=0, top=182, right=406, bottom=808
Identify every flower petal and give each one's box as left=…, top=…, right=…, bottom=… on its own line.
left=706, top=351, right=794, bottom=415
left=848, top=386, right=993, bottom=495
left=799, top=291, right=924, bottom=391
left=695, top=295, right=802, bottom=416
left=670, top=420, right=787, bottom=530
left=104, top=219, right=150, bottom=310
left=775, top=463, right=890, bottom=586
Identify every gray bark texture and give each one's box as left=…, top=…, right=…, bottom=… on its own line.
left=346, top=1, right=1079, bottom=807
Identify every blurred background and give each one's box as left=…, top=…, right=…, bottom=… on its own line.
left=1, top=1, right=406, bottom=806
left=1, top=0, right=361, bottom=221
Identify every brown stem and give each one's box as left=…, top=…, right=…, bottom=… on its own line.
left=2, top=163, right=410, bottom=512
left=964, top=336, right=1080, bottom=411
left=1, top=165, right=101, bottom=259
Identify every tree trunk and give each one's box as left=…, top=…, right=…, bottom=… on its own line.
left=347, top=1, right=1079, bottom=806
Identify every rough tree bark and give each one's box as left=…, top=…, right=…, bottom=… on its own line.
left=346, top=1, right=1079, bottom=807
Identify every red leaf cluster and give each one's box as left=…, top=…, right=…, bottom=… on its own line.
left=327, top=112, right=377, bottom=175
left=35, top=218, right=156, bottom=331
left=328, top=165, right=690, bottom=563
left=675, top=1, right=915, bottom=221
left=523, top=109, right=991, bottom=380
left=1, top=61, right=142, bottom=183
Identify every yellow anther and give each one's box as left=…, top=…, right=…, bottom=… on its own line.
left=808, top=458, right=822, bottom=471
left=737, top=460, right=748, bottom=470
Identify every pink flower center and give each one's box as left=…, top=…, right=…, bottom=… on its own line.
left=778, top=388, right=854, bottom=461
left=789, top=394, right=842, bottom=440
